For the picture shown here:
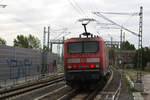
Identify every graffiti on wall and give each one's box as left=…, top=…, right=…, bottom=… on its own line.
left=40, top=60, right=57, bottom=74
left=6, top=58, right=57, bottom=79
left=6, top=58, right=32, bottom=79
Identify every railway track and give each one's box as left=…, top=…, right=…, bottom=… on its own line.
left=57, top=67, right=122, bottom=100
left=35, top=85, right=73, bottom=100
left=0, top=75, right=64, bottom=100
left=94, top=68, right=122, bottom=100
left=34, top=73, right=110, bottom=100
left=8, top=67, right=121, bottom=100
left=57, top=68, right=112, bottom=100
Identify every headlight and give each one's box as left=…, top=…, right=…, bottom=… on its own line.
left=95, top=64, right=99, bottom=68
left=67, top=66, right=72, bottom=69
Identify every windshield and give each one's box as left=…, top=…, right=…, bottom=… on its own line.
left=68, top=41, right=99, bottom=53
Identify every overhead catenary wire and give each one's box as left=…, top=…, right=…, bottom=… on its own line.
left=121, top=12, right=138, bottom=27
left=50, top=27, right=71, bottom=40
left=93, top=12, right=139, bottom=37
left=67, top=0, right=89, bottom=18
left=94, top=11, right=139, bottom=34
left=71, top=0, right=89, bottom=18
left=52, top=30, right=68, bottom=40
left=98, top=12, right=139, bottom=16
left=57, top=32, right=72, bottom=40
left=67, top=0, right=83, bottom=15
left=95, top=11, right=138, bottom=39
left=97, top=22, right=114, bottom=26
left=55, top=31, right=82, bottom=40
left=97, top=26, right=120, bottom=29
left=96, top=22, right=120, bottom=30
left=72, top=0, right=85, bottom=14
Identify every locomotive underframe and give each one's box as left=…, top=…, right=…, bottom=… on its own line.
left=65, top=69, right=104, bottom=88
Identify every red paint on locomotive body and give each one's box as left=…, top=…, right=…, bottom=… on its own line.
left=64, top=37, right=107, bottom=70
left=64, top=36, right=109, bottom=88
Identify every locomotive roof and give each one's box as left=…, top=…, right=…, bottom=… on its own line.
left=64, top=37, right=104, bottom=42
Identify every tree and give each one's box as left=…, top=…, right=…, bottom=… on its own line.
left=14, top=34, right=41, bottom=49
left=0, top=37, right=6, bottom=45
left=43, top=45, right=50, bottom=51
left=14, top=35, right=29, bottom=48
left=28, top=35, right=41, bottom=49
left=133, top=47, right=150, bottom=70
left=120, top=41, right=135, bottom=50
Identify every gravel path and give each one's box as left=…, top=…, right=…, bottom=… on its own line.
left=118, top=73, right=133, bottom=100
left=142, top=74, right=150, bottom=100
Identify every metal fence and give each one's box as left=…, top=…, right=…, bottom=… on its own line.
left=0, top=45, right=58, bottom=87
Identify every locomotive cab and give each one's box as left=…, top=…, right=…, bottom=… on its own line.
left=64, top=19, right=109, bottom=88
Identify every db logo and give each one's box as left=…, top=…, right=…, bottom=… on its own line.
left=80, top=58, right=87, bottom=63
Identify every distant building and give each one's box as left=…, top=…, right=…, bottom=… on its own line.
left=116, top=50, right=136, bottom=68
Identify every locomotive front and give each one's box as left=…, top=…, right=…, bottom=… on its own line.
left=64, top=37, right=108, bottom=88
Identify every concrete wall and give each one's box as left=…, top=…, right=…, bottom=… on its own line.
left=0, top=45, right=58, bottom=81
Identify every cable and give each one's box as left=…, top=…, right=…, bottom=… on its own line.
left=67, top=0, right=83, bottom=15
left=67, top=0, right=89, bottom=18
left=53, top=31, right=67, bottom=40
left=99, top=12, right=139, bottom=16
left=72, top=0, right=85, bottom=14
left=97, top=26, right=120, bottom=29
left=71, top=0, right=88, bottom=18
left=122, top=13, right=136, bottom=27
left=97, top=22, right=114, bottom=26
left=95, top=12, right=138, bottom=33
left=57, top=32, right=71, bottom=39
left=93, top=12, right=139, bottom=36
left=52, top=28, right=69, bottom=40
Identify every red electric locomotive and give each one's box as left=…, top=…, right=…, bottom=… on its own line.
left=64, top=22, right=109, bottom=88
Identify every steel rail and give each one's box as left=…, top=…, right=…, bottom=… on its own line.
left=85, top=69, right=113, bottom=100
left=57, top=89, right=77, bottom=100
left=112, top=69, right=122, bottom=100
left=35, top=85, right=67, bottom=100
left=0, top=76, right=64, bottom=99
left=0, top=74, right=64, bottom=94
left=50, top=67, right=121, bottom=100
left=60, top=68, right=113, bottom=100
left=92, top=67, right=122, bottom=100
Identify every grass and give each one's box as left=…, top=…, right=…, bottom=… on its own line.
left=124, top=69, right=150, bottom=81
left=123, top=73, right=140, bottom=93
left=123, top=68, right=150, bottom=93
left=124, top=69, right=137, bottom=81
left=129, top=87, right=140, bottom=92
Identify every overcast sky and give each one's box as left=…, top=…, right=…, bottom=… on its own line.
left=0, top=0, right=149, bottom=47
